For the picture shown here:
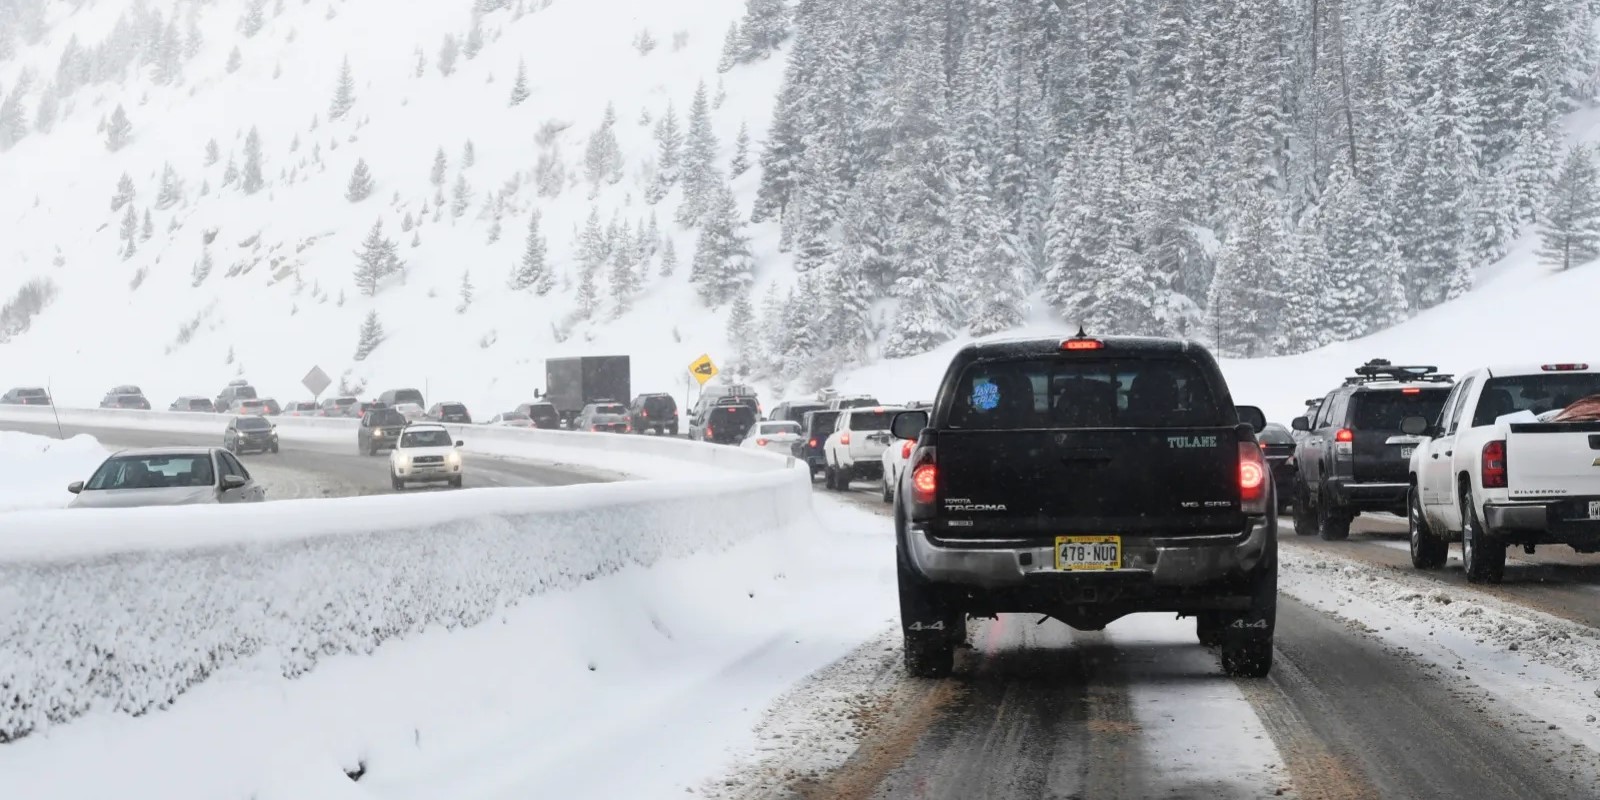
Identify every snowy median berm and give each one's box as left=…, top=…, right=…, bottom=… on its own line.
left=0, top=404, right=810, bottom=742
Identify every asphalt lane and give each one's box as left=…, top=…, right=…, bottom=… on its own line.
left=0, top=418, right=606, bottom=498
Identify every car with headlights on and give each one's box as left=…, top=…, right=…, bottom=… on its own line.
left=390, top=423, right=465, bottom=489
left=68, top=447, right=265, bottom=508
left=224, top=415, right=279, bottom=455
left=358, top=407, right=408, bottom=455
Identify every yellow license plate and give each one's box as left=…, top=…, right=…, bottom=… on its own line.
left=1054, top=536, right=1121, bottom=571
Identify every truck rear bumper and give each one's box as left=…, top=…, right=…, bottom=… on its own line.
left=905, top=518, right=1271, bottom=591
left=1485, top=499, right=1600, bottom=549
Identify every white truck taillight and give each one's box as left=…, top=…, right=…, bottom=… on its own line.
left=1482, top=440, right=1508, bottom=489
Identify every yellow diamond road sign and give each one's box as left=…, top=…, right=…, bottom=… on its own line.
left=689, top=354, right=719, bottom=385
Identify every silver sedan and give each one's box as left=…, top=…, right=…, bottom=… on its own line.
left=68, top=447, right=267, bottom=508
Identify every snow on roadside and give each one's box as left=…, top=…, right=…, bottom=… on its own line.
left=0, top=431, right=108, bottom=512
left=1282, top=549, right=1600, bottom=755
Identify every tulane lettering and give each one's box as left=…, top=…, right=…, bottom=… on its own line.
left=1166, top=435, right=1219, bottom=449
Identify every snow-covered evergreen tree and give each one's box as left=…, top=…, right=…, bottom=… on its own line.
left=239, top=0, right=267, bottom=37
left=222, top=153, right=239, bottom=187
left=737, top=0, right=791, bottom=62
left=226, top=46, right=241, bottom=73
left=205, top=138, right=219, bottom=166
left=456, top=270, right=474, bottom=313
left=1318, top=162, right=1409, bottom=341
left=534, top=143, right=566, bottom=197
left=464, top=16, right=485, bottom=60
left=140, top=209, right=153, bottom=241
left=120, top=204, right=138, bottom=259
left=191, top=248, right=213, bottom=287
left=676, top=82, right=721, bottom=227
left=648, top=101, right=683, bottom=202
left=353, top=310, right=385, bottom=361
left=329, top=56, right=356, bottom=120
left=438, top=33, right=460, bottom=76
left=105, top=104, right=132, bottom=151
left=717, top=22, right=744, bottom=73
left=583, top=103, right=623, bottom=192
left=153, top=163, right=182, bottom=211
left=730, top=121, right=751, bottom=177
left=659, top=235, right=677, bottom=277
left=1206, top=193, right=1289, bottom=357
left=511, top=210, right=552, bottom=293
left=726, top=290, right=756, bottom=368
left=451, top=173, right=472, bottom=218
left=353, top=219, right=398, bottom=296
left=430, top=147, right=448, bottom=187
left=509, top=60, right=530, bottom=106
left=111, top=173, right=136, bottom=211
left=346, top=157, right=374, bottom=202
left=461, top=139, right=476, bottom=169
left=608, top=231, right=641, bottom=317
left=689, top=184, right=751, bottom=305
left=241, top=126, right=265, bottom=194
left=1539, top=144, right=1600, bottom=271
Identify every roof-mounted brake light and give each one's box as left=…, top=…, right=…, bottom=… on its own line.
left=1542, top=364, right=1589, bottom=371
left=1063, top=339, right=1103, bottom=351
left=1402, top=387, right=1422, bottom=394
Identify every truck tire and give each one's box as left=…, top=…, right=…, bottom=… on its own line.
left=835, top=465, right=852, bottom=489
left=1460, top=486, right=1505, bottom=584
left=1292, top=483, right=1317, bottom=537
left=898, top=541, right=957, bottom=679
left=448, top=475, right=463, bottom=489
left=1219, top=552, right=1276, bottom=678
left=882, top=474, right=893, bottom=504
left=391, top=473, right=404, bottom=491
left=1409, top=485, right=1448, bottom=569
left=1317, top=489, right=1351, bottom=541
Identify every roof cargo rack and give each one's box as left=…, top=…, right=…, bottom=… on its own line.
left=1342, top=358, right=1454, bottom=386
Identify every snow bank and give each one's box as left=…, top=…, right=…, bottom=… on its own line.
left=0, top=431, right=108, bottom=512
left=0, top=464, right=811, bottom=744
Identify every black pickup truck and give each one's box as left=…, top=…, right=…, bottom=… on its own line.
left=888, top=333, right=1277, bottom=678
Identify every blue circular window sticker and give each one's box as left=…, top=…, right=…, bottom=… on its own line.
left=972, top=381, right=1001, bottom=412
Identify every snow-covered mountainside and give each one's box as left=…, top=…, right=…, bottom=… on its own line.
left=2, top=0, right=1600, bottom=414
left=0, top=0, right=784, bottom=410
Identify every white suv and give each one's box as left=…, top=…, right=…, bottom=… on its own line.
left=389, top=423, right=465, bottom=490
left=823, top=406, right=904, bottom=490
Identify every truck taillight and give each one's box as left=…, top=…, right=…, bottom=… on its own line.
left=1482, top=440, right=1508, bottom=489
left=1335, top=428, right=1354, bottom=443
left=905, top=442, right=940, bottom=518
left=808, top=438, right=818, bottom=448
left=912, top=464, right=937, bottom=502
left=1238, top=441, right=1269, bottom=514
left=757, top=438, right=769, bottom=446
left=841, top=432, right=851, bottom=445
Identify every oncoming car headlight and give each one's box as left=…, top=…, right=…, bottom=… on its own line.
left=395, top=453, right=412, bottom=468
left=447, top=451, right=462, bottom=466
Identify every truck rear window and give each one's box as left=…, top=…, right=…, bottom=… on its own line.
left=949, top=357, right=1222, bottom=430
left=1472, top=374, right=1600, bottom=426
left=642, top=396, right=677, bottom=413
left=1351, top=390, right=1450, bottom=430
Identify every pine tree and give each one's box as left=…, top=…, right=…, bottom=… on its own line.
left=191, top=248, right=213, bottom=287
left=205, top=138, right=219, bottom=166
left=609, top=230, right=641, bottom=316
left=583, top=103, right=623, bottom=191
left=718, top=22, right=744, bottom=73
left=677, top=81, right=721, bottom=227
left=648, top=101, right=683, bottom=202
left=226, top=46, right=242, bottom=73
left=758, top=281, right=787, bottom=362
left=462, top=139, right=476, bottom=169
left=464, top=16, right=485, bottom=60
left=457, top=270, right=474, bottom=313
left=111, top=172, right=136, bottom=211
left=1318, top=162, right=1408, bottom=341
left=510, top=60, right=530, bottom=106
left=730, top=121, right=751, bottom=177
left=241, top=126, right=264, bottom=194
left=451, top=173, right=472, bottom=218
left=511, top=210, right=551, bottom=292
left=689, top=184, right=751, bottom=305
left=659, top=235, right=677, bottom=277
left=34, top=86, right=57, bottom=135
left=346, top=157, right=374, bottom=202
left=222, top=153, right=239, bottom=186
left=140, top=209, right=153, bottom=241
left=0, top=83, right=28, bottom=150
left=430, top=147, right=448, bottom=187
left=329, top=56, right=356, bottom=120
left=240, top=0, right=267, bottom=37
left=120, top=204, right=138, bottom=259
left=413, top=46, right=427, bottom=78
left=353, top=219, right=396, bottom=296
left=1538, top=144, right=1600, bottom=271
left=726, top=290, right=756, bottom=368
left=738, top=0, right=791, bottom=61
left=105, top=104, right=132, bottom=151
left=438, top=33, right=460, bottom=76
left=353, top=310, right=385, bottom=361
left=534, top=142, right=567, bottom=197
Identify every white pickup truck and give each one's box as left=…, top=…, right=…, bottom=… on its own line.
left=1406, top=363, right=1600, bottom=583
left=823, top=406, right=904, bottom=491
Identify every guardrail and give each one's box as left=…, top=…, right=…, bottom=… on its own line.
left=0, top=405, right=812, bottom=742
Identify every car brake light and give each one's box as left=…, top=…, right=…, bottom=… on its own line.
left=1402, top=387, right=1421, bottom=395
left=1063, top=339, right=1103, bottom=350
left=591, top=425, right=601, bottom=432
left=1542, top=364, right=1589, bottom=371
left=642, top=410, right=648, bottom=417
left=757, top=438, right=768, bottom=446
left=1482, top=440, right=1508, bottom=489
left=841, top=432, right=851, bottom=445
left=1259, top=441, right=1269, bottom=451
left=901, top=440, right=913, bottom=459
left=808, top=438, right=818, bottom=448
left=1238, top=442, right=1268, bottom=514
left=912, top=463, right=937, bottom=501
left=1335, top=429, right=1354, bottom=443
left=706, top=426, right=714, bottom=438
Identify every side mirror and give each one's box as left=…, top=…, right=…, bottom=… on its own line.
left=1235, top=405, right=1267, bottom=434
left=67, top=481, right=84, bottom=494
left=455, top=440, right=465, bottom=448
left=221, top=475, right=247, bottom=490
left=1400, top=416, right=1430, bottom=437
left=1291, top=416, right=1311, bottom=432
left=891, top=410, right=930, bottom=441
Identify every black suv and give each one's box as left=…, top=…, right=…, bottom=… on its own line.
left=1, top=387, right=51, bottom=405
left=1291, top=360, right=1453, bottom=540
left=225, top=416, right=279, bottom=455
left=794, top=410, right=841, bottom=479
left=888, top=334, right=1276, bottom=679
left=427, top=402, right=473, bottom=424
left=628, top=393, right=680, bottom=435
left=514, top=402, right=562, bottom=429
left=695, top=399, right=758, bottom=445
left=358, top=408, right=408, bottom=455
left=769, top=401, right=826, bottom=425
